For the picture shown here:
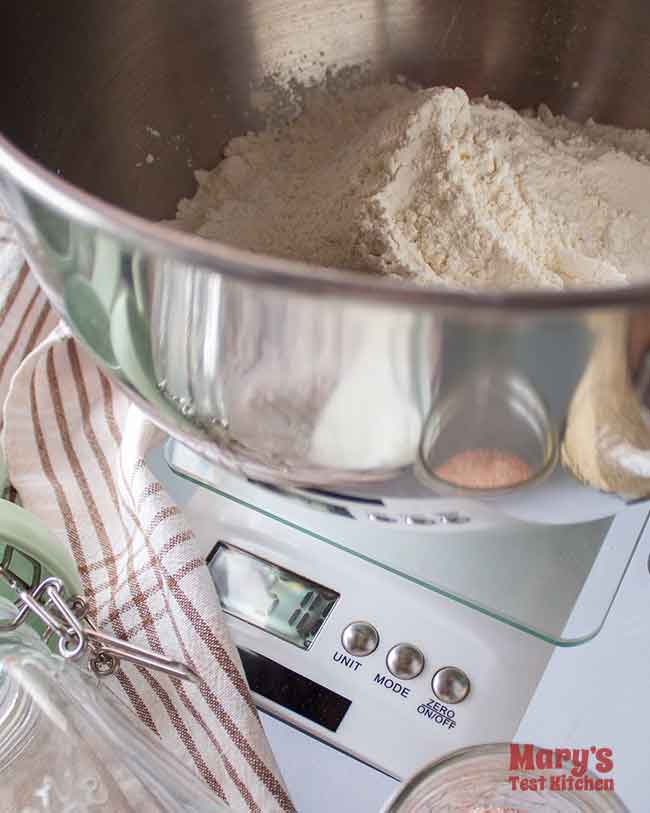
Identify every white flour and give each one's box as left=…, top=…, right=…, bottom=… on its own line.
left=174, top=84, right=650, bottom=290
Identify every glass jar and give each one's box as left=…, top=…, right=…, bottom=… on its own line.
left=0, top=596, right=226, bottom=812
left=382, top=743, right=628, bottom=813
left=0, top=597, right=41, bottom=778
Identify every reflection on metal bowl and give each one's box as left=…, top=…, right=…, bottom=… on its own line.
left=417, top=369, right=558, bottom=496
left=2, top=1, right=650, bottom=504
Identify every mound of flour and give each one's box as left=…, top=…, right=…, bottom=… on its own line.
left=174, top=84, right=650, bottom=289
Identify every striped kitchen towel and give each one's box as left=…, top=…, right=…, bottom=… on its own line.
left=0, top=213, right=295, bottom=813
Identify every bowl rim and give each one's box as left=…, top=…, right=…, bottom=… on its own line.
left=2, top=132, right=650, bottom=312
left=381, top=742, right=629, bottom=812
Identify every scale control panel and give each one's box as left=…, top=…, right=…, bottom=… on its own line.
left=340, top=621, right=470, bottom=707
left=196, top=515, right=554, bottom=780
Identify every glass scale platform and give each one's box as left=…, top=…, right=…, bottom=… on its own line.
left=158, top=439, right=649, bottom=647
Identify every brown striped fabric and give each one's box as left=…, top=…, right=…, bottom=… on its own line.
left=0, top=216, right=295, bottom=812
left=0, top=221, right=58, bottom=424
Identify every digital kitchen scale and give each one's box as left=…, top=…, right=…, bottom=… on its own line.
left=156, top=439, right=648, bottom=781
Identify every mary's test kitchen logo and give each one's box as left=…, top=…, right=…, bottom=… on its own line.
left=508, top=744, right=615, bottom=792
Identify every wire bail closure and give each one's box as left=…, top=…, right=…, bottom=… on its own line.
left=0, top=544, right=200, bottom=684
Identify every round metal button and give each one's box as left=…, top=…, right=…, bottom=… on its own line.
left=404, top=514, right=438, bottom=526
left=435, top=512, right=471, bottom=525
left=386, top=644, right=425, bottom=680
left=367, top=512, right=399, bottom=523
left=432, top=666, right=470, bottom=704
left=341, top=622, right=379, bottom=657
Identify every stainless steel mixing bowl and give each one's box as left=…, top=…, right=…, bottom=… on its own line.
left=2, top=0, right=650, bottom=497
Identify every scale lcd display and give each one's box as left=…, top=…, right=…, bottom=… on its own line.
left=207, top=543, right=339, bottom=649
left=238, top=648, right=351, bottom=732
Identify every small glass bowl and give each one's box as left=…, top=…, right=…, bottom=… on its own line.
left=382, top=743, right=628, bottom=812
left=416, top=370, right=558, bottom=497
